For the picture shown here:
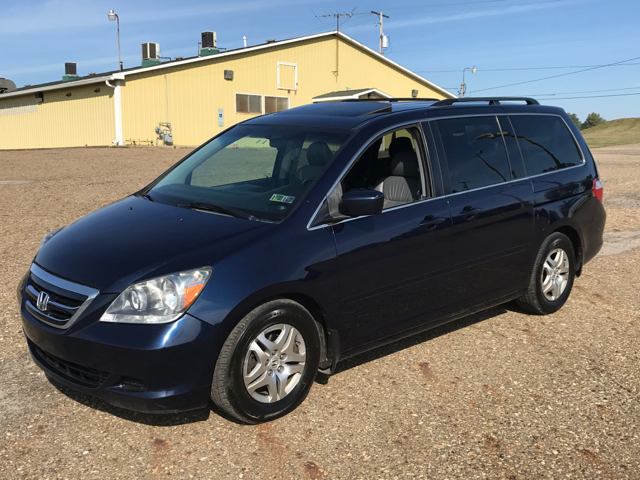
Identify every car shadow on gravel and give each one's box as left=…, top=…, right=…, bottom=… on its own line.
left=321, top=303, right=513, bottom=381
left=47, top=376, right=213, bottom=426
left=46, top=303, right=519, bottom=426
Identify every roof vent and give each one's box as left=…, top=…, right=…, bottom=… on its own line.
left=142, top=43, right=161, bottom=67
left=0, top=78, right=17, bottom=94
left=202, top=31, right=217, bottom=48
left=200, top=31, right=219, bottom=56
left=266, top=38, right=276, bottom=43
left=63, top=62, right=79, bottom=81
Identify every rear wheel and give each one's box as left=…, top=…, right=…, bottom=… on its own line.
left=517, top=232, right=576, bottom=315
left=211, top=299, right=320, bottom=424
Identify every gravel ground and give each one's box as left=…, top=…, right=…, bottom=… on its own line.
left=1, top=144, right=639, bottom=480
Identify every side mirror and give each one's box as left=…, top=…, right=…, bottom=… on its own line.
left=340, top=189, right=385, bottom=217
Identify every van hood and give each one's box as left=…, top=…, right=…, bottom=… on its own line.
left=34, top=196, right=270, bottom=292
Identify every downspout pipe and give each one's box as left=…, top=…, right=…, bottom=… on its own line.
left=105, top=79, right=124, bottom=146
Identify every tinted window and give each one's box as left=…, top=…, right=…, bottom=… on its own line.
left=509, top=115, right=582, bottom=176
left=497, top=115, right=526, bottom=180
left=437, top=116, right=511, bottom=193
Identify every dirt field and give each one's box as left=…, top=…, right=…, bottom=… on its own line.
left=1, top=144, right=639, bottom=479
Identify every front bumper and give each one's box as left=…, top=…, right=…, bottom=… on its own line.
left=20, top=268, right=219, bottom=414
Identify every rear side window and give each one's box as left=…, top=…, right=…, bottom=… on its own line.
left=509, top=115, right=583, bottom=176
left=437, top=116, right=511, bottom=193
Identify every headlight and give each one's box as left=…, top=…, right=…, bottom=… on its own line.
left=39, top=226, right=66, bottom=250
left=100, top=267, right=212, bottom=324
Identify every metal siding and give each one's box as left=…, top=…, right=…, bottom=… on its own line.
left=121, top=37, right=449, bottom=147
left=1, top=36, right=449, bottom=150
left=0, top=84, right=115, bottom=150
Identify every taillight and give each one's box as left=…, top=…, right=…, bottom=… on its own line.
left=593, top=178, right=603, bottom=202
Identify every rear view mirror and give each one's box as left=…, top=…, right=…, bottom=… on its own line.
left=340, top=189, right=385, bottom=217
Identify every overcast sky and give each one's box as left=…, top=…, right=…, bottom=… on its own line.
left=1, top=0, right=639, bottom=121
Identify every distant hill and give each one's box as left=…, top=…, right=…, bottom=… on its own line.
left=581, top=118, right=640, bottom=148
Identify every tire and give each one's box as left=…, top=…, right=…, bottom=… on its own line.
left=516, top=232, right=576, bottom=315
left=211, top=299, right=320, bottom=424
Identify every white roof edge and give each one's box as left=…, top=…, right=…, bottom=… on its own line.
left=312, top=88, right=392, bottom=102
left=0, top=31, right=338, bottom=99
left=2, top=30, right=454, bottom=100
left=335, top=32, right=455, bottom=99
left=119, top=31, right=341, bottom=76
left=0, top=76, right=115, bottom=100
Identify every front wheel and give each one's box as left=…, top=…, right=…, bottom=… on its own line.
left=211, top=299, right=320, bottom=424
left=517, top=232, right=576, bottom=315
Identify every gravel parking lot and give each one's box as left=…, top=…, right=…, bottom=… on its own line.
left=1, top=143, right=639, bottom=480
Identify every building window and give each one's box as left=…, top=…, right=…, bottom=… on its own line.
left=277, top=62, right=297, bottom=90
left=236, top=93, right=262, bottom=114
left=265, top=96, right=289, bottom=114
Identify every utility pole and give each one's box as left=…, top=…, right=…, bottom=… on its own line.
left=371, top=11, right=389, bottom=54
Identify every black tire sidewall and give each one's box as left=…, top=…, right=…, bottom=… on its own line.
left=534, top=234, right=575, bottom=314
left=224, top=302, right=320, bottom=423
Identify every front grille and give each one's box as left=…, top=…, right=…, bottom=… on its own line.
left=24, top=264, right=98, bottom=329
left=25, top=281, right=83, bottom=325
left=32, top=343, right=108, bottom=388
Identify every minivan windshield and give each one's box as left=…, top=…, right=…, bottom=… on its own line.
left=149, top=125, right=351, bottom=222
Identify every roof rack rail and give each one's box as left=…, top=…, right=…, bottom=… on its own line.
left=431, top=97, right=540, bottom=107
left=341, top=98, right=439, bottom=103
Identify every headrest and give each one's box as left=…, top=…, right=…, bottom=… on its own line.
left=390, top=151, right=420, bottom=178
left=389, top=136, right=413, bottom=158
left=306, top=141, right=333, bottom=166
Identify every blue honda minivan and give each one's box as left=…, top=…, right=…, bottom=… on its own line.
left=18, top=97, right=606, bottom=423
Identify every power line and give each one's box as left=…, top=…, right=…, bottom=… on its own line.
left=416, top=63, right=640, bottom=74
left=314, top=9, right=370, bottom=31
left=536, top=92, right=640, bottom=100
left=525, top=86, right=640, bottom=96
left=474, top=55, right=640, bottom=92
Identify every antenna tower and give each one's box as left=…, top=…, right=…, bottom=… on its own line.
left=316, top=9, right=369, bottom=77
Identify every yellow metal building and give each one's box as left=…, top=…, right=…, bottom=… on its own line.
left=0, top=31, right=453, bottom=150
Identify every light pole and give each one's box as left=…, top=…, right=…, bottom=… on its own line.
left=460, top=66, right=476, bottom=98
left=108, top=9, right=123, bottom=71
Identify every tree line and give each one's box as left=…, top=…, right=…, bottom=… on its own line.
left=568, top=112, right=606, bottom=131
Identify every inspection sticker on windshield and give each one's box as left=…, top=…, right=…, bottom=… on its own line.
left=269, top=194, right=295, bottom=204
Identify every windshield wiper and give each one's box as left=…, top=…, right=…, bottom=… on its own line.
left=134, top=191, right=154, bottom=201
left=175, top=202, right=258, bottom=221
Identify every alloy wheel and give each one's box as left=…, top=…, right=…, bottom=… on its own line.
left=540, top=248, right=570, bottom=301
left=242, top=324, right=307, bottom=403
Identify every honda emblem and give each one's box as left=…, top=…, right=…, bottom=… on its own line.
left=36, top=291, right=50, bottom=312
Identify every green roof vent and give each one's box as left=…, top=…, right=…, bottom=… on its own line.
left=63, top=62, right=79, bottom=81
left=142, top=43, right=161, bottom=67
left=200, top=31, right=219, bottom=56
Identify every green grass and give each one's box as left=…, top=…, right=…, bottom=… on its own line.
left=581, top=117, right=640, bottom=148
